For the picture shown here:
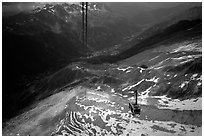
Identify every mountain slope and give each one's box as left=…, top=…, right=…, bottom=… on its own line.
left=3, top=31, right=202, bottom=135
left=131, top=2, right=201, bottom=26
left=83, top=17, right=201, bottom=64
left=2, top=2, right=202, bottom=136
left=3, top=3, right=140, bottom=121
left=137, top=6, right=202, bottom=40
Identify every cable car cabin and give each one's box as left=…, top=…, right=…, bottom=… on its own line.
left=129, top=90, right=141, bottom=115
left=129, top=103, right=140, bottom=115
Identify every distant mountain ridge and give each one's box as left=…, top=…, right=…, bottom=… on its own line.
left=131, top=2, right=201, bottom=26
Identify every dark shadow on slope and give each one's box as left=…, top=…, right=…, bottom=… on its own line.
left=166, top=57, right=202, bottom=73
left=140, top=105, right=202, bottom=127
left=81, top=19, right=202, bottom=64
left=152, top=57, right=202, bottom=100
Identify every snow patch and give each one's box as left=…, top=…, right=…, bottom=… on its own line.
left=146, top=76, right=159, bottom=83
left=140, top=86, right=152, bottom=99
left=111, top=88, right=115, bottom=93
left=156, top=95, right=202, bottom=110
left=179, top=81, right=189, bottom=88
left=96, top=86, right=101, bottom=90
left=191, top=74, right=198, bottom=80
left=117, top=66, right=133, bottom=72
left=171, top=43, right=202, bottom=53
left=122, top=79, right=144, bottom=91
left=138, top=67, right=146, bottom=73
left=149, top=56, right=160, bottom=61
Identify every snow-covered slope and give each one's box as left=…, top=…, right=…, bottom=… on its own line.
left=3, top=29, right=202, bottom=136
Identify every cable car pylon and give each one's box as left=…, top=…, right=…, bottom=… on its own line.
left=81, top=2, right=88, bottom=98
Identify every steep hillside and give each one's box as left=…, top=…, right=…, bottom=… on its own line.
left=3, top=33, right=202, bottom=135
left=84, top=18, right=201, bottom=64
left=87, top=5, right=202, bottom=58
left=137, top=6, right=202, bottom=40
left=3, top=3, right=139, bottom=120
